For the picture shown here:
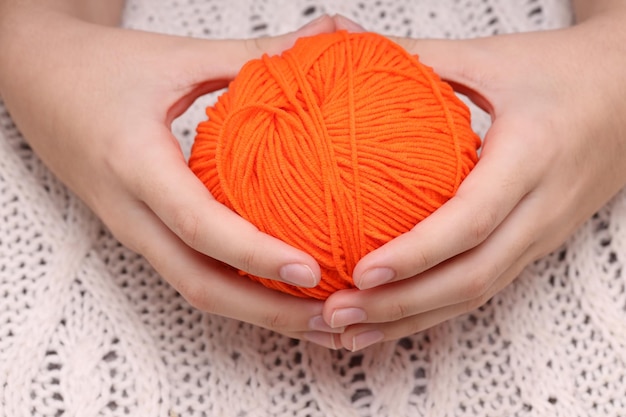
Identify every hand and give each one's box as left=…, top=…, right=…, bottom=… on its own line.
left=325, top=12, right=626, bottom=351
left=0, top=6, right=343, bottom=348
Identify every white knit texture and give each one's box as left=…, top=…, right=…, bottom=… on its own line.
left=2, top=1, right=625, bottom=416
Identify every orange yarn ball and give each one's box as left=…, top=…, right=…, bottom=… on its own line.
left=189, top=31, right=480, bottom=300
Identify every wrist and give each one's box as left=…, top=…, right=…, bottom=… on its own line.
left=573, top=0, right=626, bottom=23
left=0, top=2, right=122, bottom=100
left=0, top=1, right=124, bottom=27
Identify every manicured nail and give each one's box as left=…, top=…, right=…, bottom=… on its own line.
left=330, top=308, right=367, bottom=328
left=357, top=267, right=395, bottom=289
left=300, top=14, right=328, bottom=30
left=351, top=330, right=384, bottom=351
left=333, top=14, right=366, bottom=32
left=279, top=263, right=317, bottom=287
left=308, top=315, right=345, bottom=334
left=304, top=331, right=339, bottom=350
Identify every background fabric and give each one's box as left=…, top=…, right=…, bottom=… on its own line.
left=2, top=1, right=625, bottom=416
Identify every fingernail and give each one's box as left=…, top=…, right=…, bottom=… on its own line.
left=330, top=308, right=367, bottom=328
left=351, top=330, right=384, bottom=351
left=300, top=14, right=328, bottom=30
left=309, top=315, right=345, bottom=333
left=304, top=331, right=340, bottom=350
left=279, top=263, right=317, bottom=287
left=333, top=14, right=367, bottom=33
left=357, top=267, right=395, bottom=290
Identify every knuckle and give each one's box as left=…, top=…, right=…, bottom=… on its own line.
left=186, top=288, right=220, bottom=314
left=171, top=209, right=200, bottom=248
left=177, top=282, right=202, bottom=309
left=387, top=300, right=410, bottom=322
left=463, top=291, right=493, bottom=314
left=180, top=290, right=204, bottom=311
left=460, top=258, right=503, bottom=301
left=244, top=37, right=265, bottom=58
left=404, top=317, right=426, bottom=336
left=402, top=232, right=432, bottom=271
left=258, top=310, right=292, bottom=332
left=234, top=231, right=268, bottom=274
left=176, top=279, right=220, bottom=313
left=467, top=207, right=498, bottom=245
left=415, top=248, right=431, bottom=271
left=461, top=270, right=492, bottom=300
left=236, top=243, right=260, bottom=275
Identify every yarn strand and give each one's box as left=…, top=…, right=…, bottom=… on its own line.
left=189, top=31, right=481, bottom=299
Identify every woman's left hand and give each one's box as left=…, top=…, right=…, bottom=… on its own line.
left=324, top=12, right=626, bottom=351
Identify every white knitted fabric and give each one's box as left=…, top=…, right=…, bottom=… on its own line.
left=1, top=1, right=625, bottom=416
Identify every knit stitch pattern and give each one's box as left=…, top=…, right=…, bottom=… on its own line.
left=2, top=1, right=625, bottom=416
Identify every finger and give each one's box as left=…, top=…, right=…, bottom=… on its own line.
left=332, top=14, right=367, bottom=32
left=135, top=208, right=344, bottom=348
left=327, top=181, right=543, bottom=327
left=117, top=125, right=321, bottom=287
left=387, top=36, right=491, bottom=91
left=340, top=304, right=463, bottom=352
left=168, top=14, right=337, bottom=90
left=157, top=14, right=337, bottom=122
left=352, top=119, right=536, bottom=289
left=339, top=256, right=530, bottom=351
left=118, top=195, right=328, bottom=334
left=302, top=332, right=343, bottom=350
left=379, top=34, right=505, bottom=118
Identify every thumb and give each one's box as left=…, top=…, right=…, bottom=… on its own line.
left=182, top=14, right=336, bottom=85
left=388, top=35, right=496, bottom=114
left=164, top=14, right=336, bottom=120
left=249, top=14, right=338, bottom=59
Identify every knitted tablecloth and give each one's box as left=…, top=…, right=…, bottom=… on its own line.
left=1, top=1, right=625, bottom=416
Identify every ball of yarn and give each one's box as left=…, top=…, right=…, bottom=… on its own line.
left=189, top=31, right=480, bottom=300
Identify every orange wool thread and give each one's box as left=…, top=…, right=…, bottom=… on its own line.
left=189, top=31, right=481, bottom=300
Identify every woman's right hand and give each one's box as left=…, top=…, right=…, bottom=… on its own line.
left=0, top=4, right=342, bottom=348
left=326, top=11, right=626, bottom=351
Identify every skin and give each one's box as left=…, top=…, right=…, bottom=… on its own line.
left=0, top=1, right=343, bottom=348
left=2, top=1, right=624, bottom=351
left=326, top=3, right=626, bottom=350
